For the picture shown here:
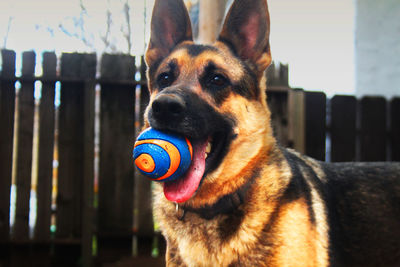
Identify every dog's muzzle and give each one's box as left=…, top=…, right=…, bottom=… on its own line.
left=151, top=94, right=186, bottom=123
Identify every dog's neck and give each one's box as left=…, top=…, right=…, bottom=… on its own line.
left=175, top=169, right=258, bottom=220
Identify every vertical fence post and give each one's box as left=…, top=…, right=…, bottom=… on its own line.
left=34, top=52, right=57, bottom=242
left=30, top=52, right=57, bottom=267
left=360, top=97, right=387, bottom=161
left=390, top=98, right=400, bottom=162
left=288, top=89, right=305, bottom=154
left=0, top=50, right=16, bottom=249
left=330, top=95, right=357, bottom=162
left=12, top=51, right=36, bottom=242
left=56, top=53, right=96, bottom=266
left=98, top=54, right=136, bottom=262
left=81, top=70, right=96, bottom=267
left=305, top=92, right=326, bottom=161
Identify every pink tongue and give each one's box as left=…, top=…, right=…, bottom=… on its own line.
left=163, top=140, right=207, bottom=203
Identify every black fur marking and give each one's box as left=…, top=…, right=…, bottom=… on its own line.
left=149, top=89, right=234, bottom=139
left=182, top=168, right=259, bottom=221
left=148, top=89, right=236, bottom=178
left=183, top=44, right=218, bottom=57
left=254, top=201, right=281, bottom=259
left=199, top=62, right=231, bottom=105
left=217, top=209, right=245, bottom=241
left=231, top=66, right=258, bottom=100
left=153, top=59, right=179, bottom=91
left=281, top=150, right=317, bottom=225
left=211, top=42, right=260, bottom=100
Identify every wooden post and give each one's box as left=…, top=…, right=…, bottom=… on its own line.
left=56, top=53, right=96, bottom=266
left=267, top=63, right=289, bottom=87
left=34, top=52, right=57, bottom=242
left=0, top=50, right=16, bottom=244
left=81, top=78, right=96, bottom=267
left=288, top=89, right=305, bottom=154
left=12, top=51, right=36, bottom=241
left=360, top=97, right=387, bottom=161
left=198, top=0, right=227, bottom=44
left=330, top=95, right=357, bottom=162
left=98, top=54, right=136, bottom=261
left=391, top=98, right=400, bottom=162
left=305, top=92, right=326, bottom=161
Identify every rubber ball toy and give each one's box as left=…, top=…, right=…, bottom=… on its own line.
left=133, top=128, right=193, bottom=182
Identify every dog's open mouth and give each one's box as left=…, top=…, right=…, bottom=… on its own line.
left=163, top=131, right=228, bottom=203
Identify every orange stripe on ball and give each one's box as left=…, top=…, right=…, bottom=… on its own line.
left=134, top=139, right=181, bottom=181
left=185, top=137, right=193, bottom=159
left=135, top=153, right=155, bottom=173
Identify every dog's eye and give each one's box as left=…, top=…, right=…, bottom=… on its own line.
left=157, top=72, right=174, bottom=88
left=208, top=74, right=228, bottom=89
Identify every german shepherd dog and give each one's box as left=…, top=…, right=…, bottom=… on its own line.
left=144, top=0, right=400, bottom=266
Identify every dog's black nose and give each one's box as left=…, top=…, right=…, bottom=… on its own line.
left=151, top=94, right=186, bottom=121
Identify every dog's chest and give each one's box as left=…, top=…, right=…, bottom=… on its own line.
left=173, top=215, right=234, bottom=266
left=164, top=210, right=273, bottom=267
left=158, top=207, right=244, bottom=266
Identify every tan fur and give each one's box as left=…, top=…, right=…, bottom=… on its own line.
left=271, top=198, right=318, bottom=267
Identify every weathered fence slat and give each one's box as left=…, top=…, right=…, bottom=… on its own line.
left=305, top=91, right=326, bottom=161
left=330, top=95, right=357, bottom=162
left=360, top=97, right=387, bottom=161
left=12, top=51, right=36, bottom=241
left=81, top=78, right=96, bottom=267
left=58, top=53, right=86, bottom=238
left=98, top=54, right=136, bottom=261
left=0, top=50, right=16, bottom=244
left=287, top=89, right=305, bottom=154
left=391, top=98, right=400, bottom=161
left=266, top=63, right=289, bottom=87
left=34, top=52, right=57, bottom=242
left=55, top=53, right=96, bottom=266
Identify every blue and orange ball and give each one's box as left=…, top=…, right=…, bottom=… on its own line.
left=133, top=128, right=193, bottom=182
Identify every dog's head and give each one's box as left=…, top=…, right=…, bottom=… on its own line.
left=145, top=0, right=274, bottom=206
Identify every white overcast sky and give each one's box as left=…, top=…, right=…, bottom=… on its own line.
left=0, top=0, right=355, bottom=96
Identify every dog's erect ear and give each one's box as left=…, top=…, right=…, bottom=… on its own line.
left=145, top=0, right=193, bottom=68
left=218, top=0, right=271, bottom=75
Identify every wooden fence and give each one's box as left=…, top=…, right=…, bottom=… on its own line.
left=268, top=88, right=400, bottom=163
left=0, top=49, right=399, bottom=266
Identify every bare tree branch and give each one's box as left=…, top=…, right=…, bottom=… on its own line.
left=58, top=0, right=94, bottom=49
left=100, top=8, right=112, bottom=51
left=122, top=1, right=132, bottom=54
left=58, top=23, right=93, bottom=49
left=3, top=16, right=14, bottom=48
left=47, top=0, right=134, bottom=53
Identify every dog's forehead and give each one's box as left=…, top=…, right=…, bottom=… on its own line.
left=160, top=43, right=244, bottom=81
